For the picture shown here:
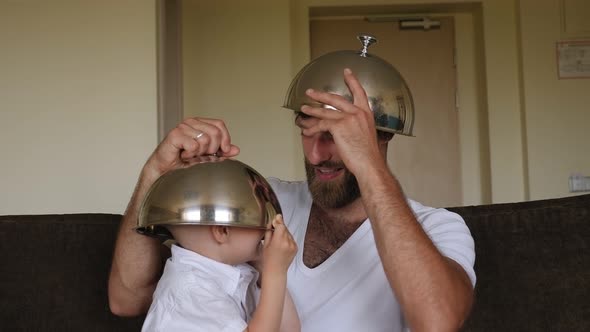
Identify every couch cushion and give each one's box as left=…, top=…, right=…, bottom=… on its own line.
left=449, top=194, right=590, bottom=332
left=0, top=214, right=144, bottom=331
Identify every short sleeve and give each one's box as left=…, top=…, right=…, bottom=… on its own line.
left=409, top=200, right=477, bottom=287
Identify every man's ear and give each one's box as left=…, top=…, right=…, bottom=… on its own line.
left=210, top=225, right=230, bottom=244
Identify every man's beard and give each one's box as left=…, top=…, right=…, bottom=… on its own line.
left=304, top=159, right=361, bottom=209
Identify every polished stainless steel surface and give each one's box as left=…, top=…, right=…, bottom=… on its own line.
left=136, top=157, right=281, bottom=238
left=283, top=34, right=415, bottom=136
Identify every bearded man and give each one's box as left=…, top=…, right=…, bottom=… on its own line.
left=108, top=70, right=475, bottom=332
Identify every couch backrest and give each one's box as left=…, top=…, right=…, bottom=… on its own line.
left=1, top=194, right=589, bottom=331
left=448, top=194, right=590, bottom=332
left=0, top=214, right=144, bottom=331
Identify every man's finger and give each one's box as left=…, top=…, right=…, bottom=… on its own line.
left=343, top=68, right=370, bottom=110
left=300, top=105, right=344, bottom=120
left=192, top=121, right=223, bottom=155
left=198, top=118, right=234, bottom=154
left=300, top=119, right=333, bottom=138
left=165, top=130, right=204, bottom=160
left=305, top=89, right=357, bottom=114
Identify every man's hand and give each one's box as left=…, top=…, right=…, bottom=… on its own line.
left=297, top=68, right=385, bottom=176
left=144, top=117, right=240, bottom=180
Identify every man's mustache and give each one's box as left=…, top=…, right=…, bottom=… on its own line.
left=308, top=160, right=346, bottom=169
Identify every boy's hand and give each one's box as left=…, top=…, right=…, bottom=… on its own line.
left=262, top=214, right=297, bottom=274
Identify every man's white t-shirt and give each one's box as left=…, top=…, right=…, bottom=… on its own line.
left=141, top=245, right=259, bottom=332
left=268, top=178, right=476, bottom=332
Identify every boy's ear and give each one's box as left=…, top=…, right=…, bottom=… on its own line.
left=210, top=225, right=230, bottom=243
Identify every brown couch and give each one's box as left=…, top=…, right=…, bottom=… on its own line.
left=1, top=194, right=589, bottom=331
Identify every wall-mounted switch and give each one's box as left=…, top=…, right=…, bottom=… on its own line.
left=569, top=174, right=590, bottom=192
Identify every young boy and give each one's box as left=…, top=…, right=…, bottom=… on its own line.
left=141, top=214, right=300, bottom=332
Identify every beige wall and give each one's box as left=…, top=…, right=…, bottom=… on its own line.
left=454, top=12, right=492, bottom=205
left=519, top=0, right=590, bottom=200
left=2, top=0, right=588, bottom=215
left=480, top=0, right=527, bottom=203
left=181, top=0, right=300, bottom=180
left=0, top=0, right=158, bottom=215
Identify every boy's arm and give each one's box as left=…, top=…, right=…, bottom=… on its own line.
left=245, top=215, right=298, bottom=332
left=245, top=272, right=288, bottom=332
left=280, top=290, right=301, bottom=332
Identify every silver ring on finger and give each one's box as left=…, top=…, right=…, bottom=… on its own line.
left=194, top=131, right=205, bottom=140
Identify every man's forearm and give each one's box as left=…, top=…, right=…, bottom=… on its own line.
left=357, top=165, right=473, bottom=332
left=108, top=168, right=164, bottom=317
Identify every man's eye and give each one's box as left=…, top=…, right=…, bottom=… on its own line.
left=295, top=112, right=312, bottom=128
left=295, top=111, right=311, bottom=120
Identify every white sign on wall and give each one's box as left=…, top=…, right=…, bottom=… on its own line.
left=557, top=40, right=590, bottom=79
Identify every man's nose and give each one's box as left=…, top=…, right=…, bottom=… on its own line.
left=307, top=132, right=334, bottom=165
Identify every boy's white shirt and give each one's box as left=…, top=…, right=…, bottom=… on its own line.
left=141, top=245, right=260, bottom=332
